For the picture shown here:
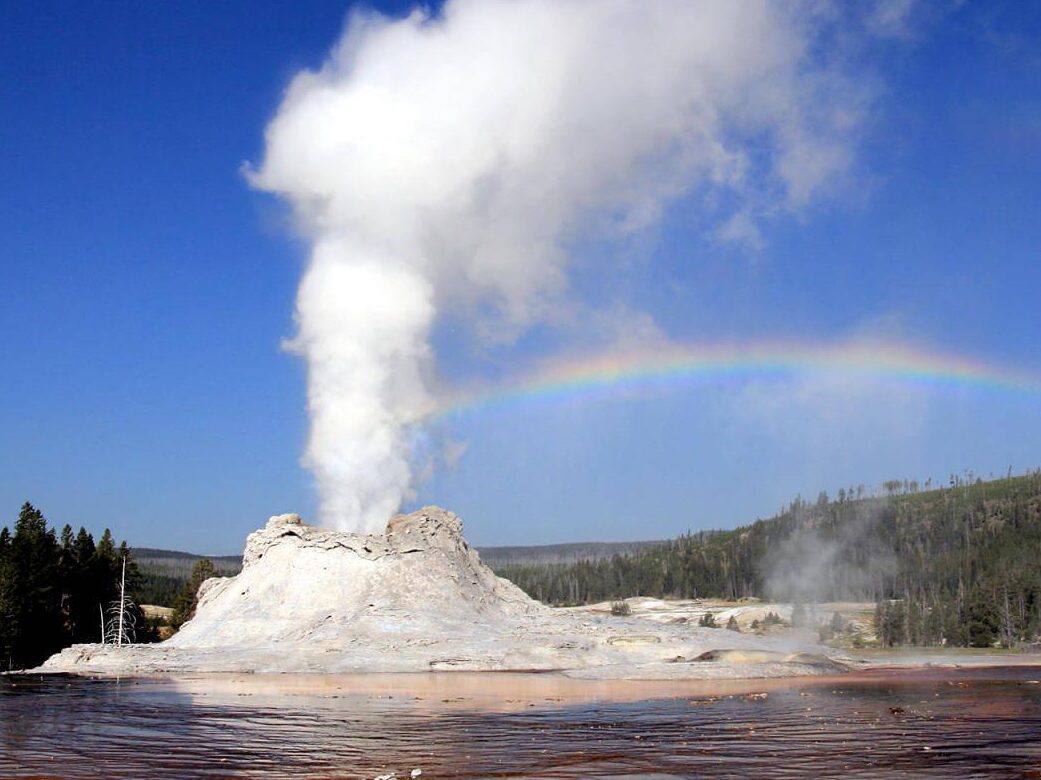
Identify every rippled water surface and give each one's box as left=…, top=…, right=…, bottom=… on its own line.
left=3, top=667, right=1041, bottom=778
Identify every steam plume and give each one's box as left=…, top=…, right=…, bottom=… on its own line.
left=250, top=0, right=863, bottom=532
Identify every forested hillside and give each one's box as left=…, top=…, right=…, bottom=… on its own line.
left=132, top=548, right=242, bottom=607
left=478, top=539, right=665, bottom=567
left=498, top=472, right=1041, bottom=647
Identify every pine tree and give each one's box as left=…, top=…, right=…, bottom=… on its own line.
left=0, top=527, right=15, bottom=669
left=172, top=558, right=217, bottom=628
left=8, top=503, right=63, bottom=667
left=69, top=527, right=99, bottom=642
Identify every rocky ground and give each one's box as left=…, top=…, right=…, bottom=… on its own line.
left=39, top=507, right=849, bottom=679
left=571, top=596, right=877, bottom=643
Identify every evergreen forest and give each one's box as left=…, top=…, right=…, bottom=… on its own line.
left=0, top=502, right=155, bottom=670
left=497, top=471, right=1041, bottom=648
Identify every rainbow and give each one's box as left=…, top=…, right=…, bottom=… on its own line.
left=431, top=341, right=1041, bottom=421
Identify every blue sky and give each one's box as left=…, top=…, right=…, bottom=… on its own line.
left=2, top=1, right=1040, bottom=552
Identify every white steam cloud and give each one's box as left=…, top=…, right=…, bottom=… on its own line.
left=250, top=0, right=867, bottom=532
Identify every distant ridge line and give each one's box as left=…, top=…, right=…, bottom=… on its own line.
left=132, top=539, right=668, bottom=570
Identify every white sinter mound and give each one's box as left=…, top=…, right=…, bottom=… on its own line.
left=40, top=507, right=846, bottom=678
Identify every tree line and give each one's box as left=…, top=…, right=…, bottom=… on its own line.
left=495, top=471, right=1041, bottom=648
left=131, top=550, right=240, bottom=607
left=0, top=502, right=155, bottom=670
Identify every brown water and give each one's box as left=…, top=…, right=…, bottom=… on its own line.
left=3, top=667, right=1041, bottom=778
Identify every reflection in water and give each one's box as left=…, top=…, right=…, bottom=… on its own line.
left=2, top=667, right=1041, bottom=778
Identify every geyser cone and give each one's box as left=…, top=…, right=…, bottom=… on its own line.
left=169, top=506, right=544, bottom=650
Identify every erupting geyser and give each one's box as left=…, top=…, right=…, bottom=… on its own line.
left=247, top=0, right=863, bottom=532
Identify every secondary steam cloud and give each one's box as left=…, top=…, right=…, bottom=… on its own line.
left=250, top=0, right=865, bottom=532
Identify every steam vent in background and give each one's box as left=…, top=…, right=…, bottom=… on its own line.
left=40, top=507, right=845, bottom=678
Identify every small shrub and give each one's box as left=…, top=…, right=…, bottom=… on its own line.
left=699, top=612, right=718, bottom=628
left=830, top=611, right=846, bottom=633
left=726, top=615, right=740, bottom=632
left=610, top=600, right=632, bottom=616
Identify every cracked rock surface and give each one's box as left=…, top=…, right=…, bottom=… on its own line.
left=38, top=506, right=847, bottom=679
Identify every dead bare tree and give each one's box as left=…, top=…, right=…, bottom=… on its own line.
left=103, top=556, right=137, bottom=646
